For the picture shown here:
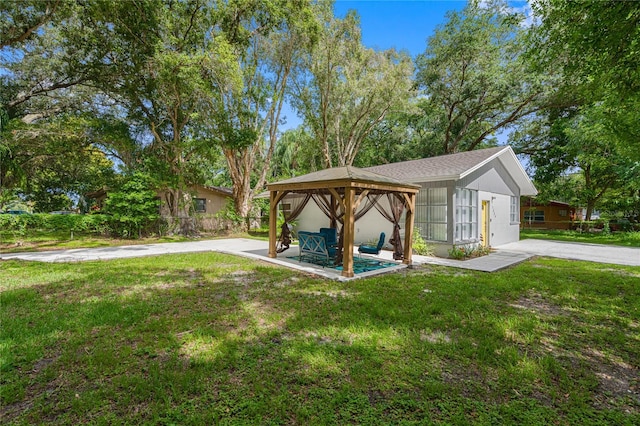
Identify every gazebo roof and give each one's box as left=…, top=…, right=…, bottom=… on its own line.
left=267, top=166, right=421, bottom=193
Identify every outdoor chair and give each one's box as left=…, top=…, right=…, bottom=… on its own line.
left=358, top=232, right=385, bottom=256
left=319, top=227, right=338, bottom=248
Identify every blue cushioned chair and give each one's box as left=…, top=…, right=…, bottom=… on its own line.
left=319, top=228, right=338, bottom=257
left=358, top=232, right=385, bottom=255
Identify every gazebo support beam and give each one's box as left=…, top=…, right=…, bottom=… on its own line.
left=403, top=192, right=416, bottom=265
left=342, top=187, right=355, bottom=278
left=268, top=190, right=280, bottom=258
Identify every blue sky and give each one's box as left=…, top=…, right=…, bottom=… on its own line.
left=333, top=0, right=468, bottom=56
left=333, top=1, right=533, bottom=56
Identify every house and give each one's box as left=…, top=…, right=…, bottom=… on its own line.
left=158, top=185, right=234, bottom=232
left=158, top=185, right=233, bottom=217
left=294, top=146, right=537, bottom=257
left=520, top=198, right=576, bottom=230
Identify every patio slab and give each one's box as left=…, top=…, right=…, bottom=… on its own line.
left=242, top=248, right=407, bottom=281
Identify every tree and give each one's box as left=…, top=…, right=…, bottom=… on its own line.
left=516, top=105, right=638, bottom=221
left=532, top=0, right=639, bottom=99
left=270, top=128, right=320, bottom=179
left=530, top=0, right=640, bottom=157
left=0, top=0, right=66, bottom=48
left=291, top=3, right=414, bottom=167
left=414, top=1, right=552, bottom=155
left=352, top=108, right=429, bottom=167
left=0, top=116, right=116, bottom=212
left=1, top=1, right=107, bottom=123
left=202, top=0, right=318, bottom=226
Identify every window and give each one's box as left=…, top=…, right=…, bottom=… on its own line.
left=558, top=209, right=567, bottom=217
left=455, top=188, right=478, bottom=242
left=524, top=210, right=545, bottom=222
left=415, top=187, right=447, bottom=242
left=510, top=196, right=519, bottom=223
left=279, top=203, right=292, bottom=218
left=194, top=198, right=206, bottom=213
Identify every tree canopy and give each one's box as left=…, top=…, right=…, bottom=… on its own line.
left=1, top=0, right=638, bottom=226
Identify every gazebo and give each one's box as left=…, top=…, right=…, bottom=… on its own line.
left=267, top=166, right=421, bottom=278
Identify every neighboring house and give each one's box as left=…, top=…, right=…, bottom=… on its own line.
left=159, top=185, right=233, bottom=217
left=294, top=146, right=537, bottom=257
left=520, top=198, right=577, bottom=230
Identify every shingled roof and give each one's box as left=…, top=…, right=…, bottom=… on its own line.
left=365, top=146, right=537, bottom=195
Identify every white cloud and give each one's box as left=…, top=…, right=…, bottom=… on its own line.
left=477, top=0, right=541, bottom=27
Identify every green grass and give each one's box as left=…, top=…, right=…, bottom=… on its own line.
left=521, top=228, right=640, bottom=247
left=1, top=253, right=639, bottom=424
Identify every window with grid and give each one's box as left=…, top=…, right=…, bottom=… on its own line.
left=455, top=188, right=478, bottom=242
left=415, top=187, right=448, bottom=242
left=524, top=210, right=545, bottom=222
left=194, top=198, right=206, bottom=213
left=510, top=196, right=519, bottom=223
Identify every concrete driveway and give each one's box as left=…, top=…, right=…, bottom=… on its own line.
left=0, top=239, right=268, bottom=263
left=496, top=239, right=640, bottom=267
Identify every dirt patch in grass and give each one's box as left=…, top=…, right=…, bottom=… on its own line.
left=509, top=293, right=567, bottom=316
left=419, top=330, right=452, bottom=344
left=584, top=348, right=640, bottom=412
left=599, top=268, right=640, bottom=278
left=441, top=365, right=494, bottom=400
left=1, top=354, right=62, bottom=422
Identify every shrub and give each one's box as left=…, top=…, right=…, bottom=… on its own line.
left=215, top=200, right=245, bottom=231
left=0, top=213, right=111, bottom=235
left=103, top=173, right=160, bottom=238
left=448, top=244, right=490, bottom=260
left=448, top=245, right=468, bottom=260
left=412, top=227, right=434, bottom=256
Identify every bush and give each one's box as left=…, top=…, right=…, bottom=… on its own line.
left=448, top=244, right=490, bottom=260
left=412, top=227, right=434, bottom=256
left=103, top=173, right=160, bottom=238
left=215, top=200, right=245, bottom=231
left=0, top=213, right=111, bottom=236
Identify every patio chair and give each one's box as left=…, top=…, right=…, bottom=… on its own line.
left=358, top=232, right=385, bottom=256
left=319, top=227, right=338, bottom=259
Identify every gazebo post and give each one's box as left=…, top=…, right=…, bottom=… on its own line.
left=268, top=190, right=278, bottom=258
left=342, top=187, right=355, bottom=278
left=403, top=192, right=416, bottom=265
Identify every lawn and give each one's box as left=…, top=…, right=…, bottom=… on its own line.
left=520, top=228, right=640, bottom=248
left=1, top=253, right=639, bottom=424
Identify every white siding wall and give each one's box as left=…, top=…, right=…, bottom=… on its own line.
left=478, top=191, right=519, bottom=247
left=293, top=198, right=395, bottom=249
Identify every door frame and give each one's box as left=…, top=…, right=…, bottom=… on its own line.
left=481, top=200, right=490, bottom=247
